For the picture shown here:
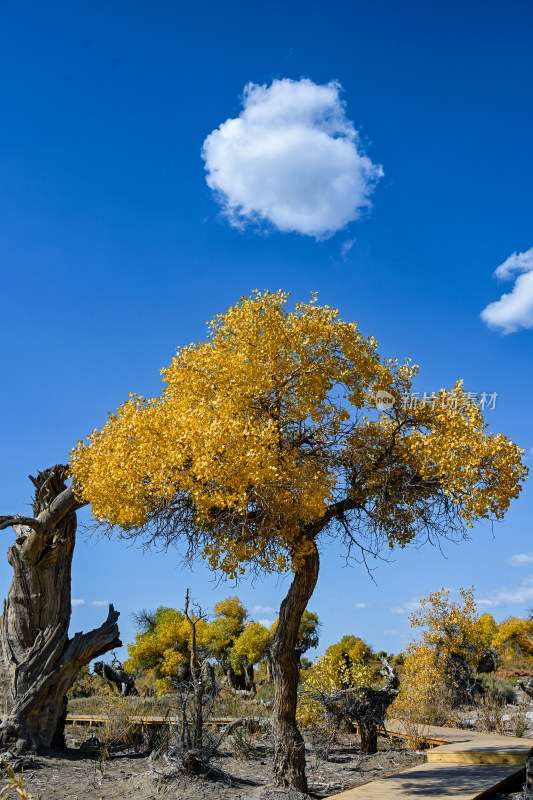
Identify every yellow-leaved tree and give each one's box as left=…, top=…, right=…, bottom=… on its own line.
left=206, top=596, right=248, bottom=688
left=492, top=617, right=533, bottom=659
left=229, top=621, right=272, bottom=679
left=125, top=607, right=210, bottom=694
left=325, top=635, right=373, bottom=667
left=393, top=587, right=502, bottom=728
left=70, top=290, right=527, bottom=791
left=297, top=653, right=374, bottom=734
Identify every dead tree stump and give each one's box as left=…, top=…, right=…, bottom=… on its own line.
left=0, top=465, right=121, bottom=753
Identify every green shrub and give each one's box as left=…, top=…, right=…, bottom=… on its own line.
left=478, top=673, right=516, bottom=704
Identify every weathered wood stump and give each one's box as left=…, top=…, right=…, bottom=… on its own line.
left=0, top=465, right=121, bottom=753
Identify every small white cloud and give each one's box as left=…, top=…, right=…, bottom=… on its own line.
left=72, top=598, right=85, bottom=607
left=202, top=78, right=383, bottom=239
left=354, top=602, right=368, bottom=609
left=481, top=247, right=533, bottom=334
left=507, top=553, right=533, bottom=567
left=341, top=239, right=356, bottom=259
left=252, top=605, right=276, bottom=615
left=383, top=629, right=400, bottom=636
left=258, top=618, right=275, bottom=628
left=91, top=600, right=108, bottom=607
left=478, top=577, right=533, bottom=608
left=391, top=598, right=421, bottom=615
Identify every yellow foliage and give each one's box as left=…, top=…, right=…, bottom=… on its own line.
left=207, top=596, right=247, bottom=660
left=70, top=290, right=527, bottom=580
left=0, top=766, right=41, bottom=800
left=229, top=621, right=272, bottom=673
left=124, top=607, right=209, bottom=689
left=391, top=643, right=454, bottom=734
left=492, top=617, right=533, bottom=658
left=478, top=613, right=498, bottom=650
left=408, top=587, right=486, bottom=667
left=297, top=653, right=374, bottom=729
left=326, top=635, right=372, bottom=666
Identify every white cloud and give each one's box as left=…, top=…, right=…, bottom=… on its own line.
left=507, top=553, right=533, bottom=567
left=258, top=618, right=275, bottom=628
left=252, top=605, right=276, bottom=615
left=202, top=78, right=383, bottom=239
left=72, top=598, right=85, bottom=607
left=341, top=239, right=356, bottom=259
left=480, top=247, right=533, bottom=334
left=390, top=598, right=421, bottom=615
left=91, top=600, right=108, bottom=607
left=354, top=602, right=369, bottom=609
left=478, top=576, right=533, bottom=608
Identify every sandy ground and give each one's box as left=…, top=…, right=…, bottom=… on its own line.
left=4, top=727, right=425, bottom=800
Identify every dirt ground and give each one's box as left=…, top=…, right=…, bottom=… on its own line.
left=6, top=727, right=425, bottom=800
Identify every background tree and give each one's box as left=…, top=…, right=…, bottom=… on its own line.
left=492, top=617, right=533, bottom=660
left=229, top=621, right=271, bottom=691
left=294, top=610, right=320, bottom=665
left=297, top=650, right=375, bottom=756
left=326, top=635, right=373, bottom=669
left=407, top=587, right=489, bottom=707
left=70, top=291, right=527, bottom=791
left=393, top=587, right=505, bottom=726
left=93, top=658, right=138, bottom=696
left=0, top=465, right=121, bottom=752
left=125, top=606, right=210, bottom=693
left=206, top=597, right=247, bottom=689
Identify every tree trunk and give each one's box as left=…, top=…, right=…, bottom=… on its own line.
left=270, top=544, right=319, bottom=792
left=349, top=659, right=400, bottom=755
left=185, top=589, right=203, bottom=750
left=244, top=660, right=256, bottom=693
left=0, top=465, right=121, bottom=753
left=359, top=722, right=378, bottom=755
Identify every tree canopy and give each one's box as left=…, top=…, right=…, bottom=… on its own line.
left=71, top=290, right=527, bottom=576
left=325, top=635, right=373, bottom=666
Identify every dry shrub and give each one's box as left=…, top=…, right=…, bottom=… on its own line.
left=92, top=693, right=146, bottom=755
left=212, top=687, right=270, bottom=721
left=477, top=694, right=506, bottom=734
left=510, top=700, right=530, bottom=738
left=228, top=726, right=259, bottom=760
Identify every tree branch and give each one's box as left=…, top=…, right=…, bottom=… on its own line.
left=64, top=603, right=122, bottom=664
left=37, top=486, right=82, bottom=532
left=0, top=515, right=42, bottom=533
left=0, top=475, right=87, bottom=535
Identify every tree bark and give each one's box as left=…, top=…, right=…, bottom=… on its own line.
left=270, top=544, right=319, bottom=793
left=0, top=466, right=121, bottom=753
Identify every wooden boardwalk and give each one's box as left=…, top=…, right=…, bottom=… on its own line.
left=66, top=714, right=233, bottom=729
left=331, top=721, right=533, bottom=799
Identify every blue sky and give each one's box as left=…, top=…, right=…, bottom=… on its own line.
left=1, top=0, right=532, bottom=662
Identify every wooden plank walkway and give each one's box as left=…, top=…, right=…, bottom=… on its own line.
left=330, top=722, right=533, bottom=799
left=66, top=714, right=234, bottom=728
